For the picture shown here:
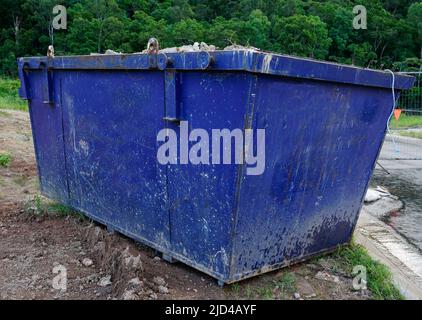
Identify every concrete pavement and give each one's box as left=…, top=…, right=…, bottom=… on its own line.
left=356, top=206, right=422, bottom=300
left=379, top=134, right=422, bottom=162
left=355, top=133, right=422, bottom=299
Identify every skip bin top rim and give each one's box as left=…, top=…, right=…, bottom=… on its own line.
left=17, top=50, right=415, bottom=90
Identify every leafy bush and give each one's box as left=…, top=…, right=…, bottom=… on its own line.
left=0, top=78, right=27, bottom=111
left=0, top=152, right=12, bottom=167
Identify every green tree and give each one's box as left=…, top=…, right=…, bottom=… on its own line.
left=347, top=42, right=377, bottom=67
left=169, top=18, right=206, bottom=46
left=407, top=2, right=422, bottom=59
left=206, top=17, right=244, bottom=48
left=0, top=0, right=420, bottom=76
left=381, top=0, right=416, bottom=18
left=66, top=17, right=98, bottom=54
left=235, top=0, right=266, bottom=19
left=272, top=0, right=305, bottom=18
left=241, top=10, right=271, bottom=49
left=0, top=38, right=17, bottom=75
left=128, top=10, right=168, bottom=51
left=273, top=14, right=332, bottom=59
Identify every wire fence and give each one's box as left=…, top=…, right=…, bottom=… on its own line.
left=379, top=71, right=422, bottom=161
left=397, top=72, right=422, bottom=115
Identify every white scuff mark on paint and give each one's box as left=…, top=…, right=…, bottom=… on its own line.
left=155, top=232, right=170, bottom=248
left=78, top=139, right=90, bottom=156
left=262, top=54, right=273, bottom=73
left=213, top=248, right=229, bottom=268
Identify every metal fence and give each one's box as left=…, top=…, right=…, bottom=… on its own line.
left=379, top=71, right=422, bottom=161
left=397, top=72, right=422, bottom=115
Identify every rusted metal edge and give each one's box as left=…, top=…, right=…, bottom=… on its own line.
left=225, top=243, right=350, bottom=284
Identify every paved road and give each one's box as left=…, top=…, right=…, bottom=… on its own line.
left=378, top=134, right=422, bottom=169
left=361, top=133, right=422, bottom=299
left=356, top=209, right=422, bottom=300
left=373, top=134, right=422, bottom=250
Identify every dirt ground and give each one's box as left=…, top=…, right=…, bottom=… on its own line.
left=0, top=109, right=372, bottom=300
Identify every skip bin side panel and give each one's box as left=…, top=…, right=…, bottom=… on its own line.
left=26, top=71, right=69, bottom=203
left=60, top=70, right=170, bottom=250
left=231, top=76, right=393, bottom=280
left=167, top=71, right=252, bottom=280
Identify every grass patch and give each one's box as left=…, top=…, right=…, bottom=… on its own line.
left=275, top=272, right=296, bottom=297
left=230, top=283, right=241, bottom=296
left=257, top=286, right=274, bottom=300
left=333, top=242, right=403, bottom=300
left=390, top=114, right=422, bottom=129
left=228, top=242, right=400, bottom=300
left=0, top=78, right=27, bottom=111
left=248, top=272, right=296, bottom=300
left=398, top=131, right=422, bottom=139
left=0, top=152, right=12, bottom=167
left=27, top=194, right=87, bottom=222
left=244, top=285, right=254, bottom=299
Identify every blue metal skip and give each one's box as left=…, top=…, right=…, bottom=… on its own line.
left=17, top=50, right=415, bottom=284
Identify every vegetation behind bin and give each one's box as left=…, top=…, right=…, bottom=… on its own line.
left=0, top=0, right=421, bottom=77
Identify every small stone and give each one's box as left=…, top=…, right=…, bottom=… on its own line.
left=193, top=288, right=198, bottom=293
left=158, top=285, right=169, bottom=294
left=85, top=274, right=98, bottom=283
left=124, top=254, right=142, bottom=270
left=153, top=276, right=166, bottom=286
left=128, top=277, right=142, bottom=286
left=317, top=258, right=334, bottom=270
left=294, top=292, right=301, bottom=299
left=82, top=258, right=93, bottom=267
left=153, top=256, right=161, bottom=262
left=315, top=271, right=340, bottom=283
left=98, top=275, right=112, bottom=287
left=122, top=289, right=139, bottom=300
left=306, top=263, right=319, bottom=270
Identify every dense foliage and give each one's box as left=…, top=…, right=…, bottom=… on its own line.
left=0, top=0, right=421, bottom=76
